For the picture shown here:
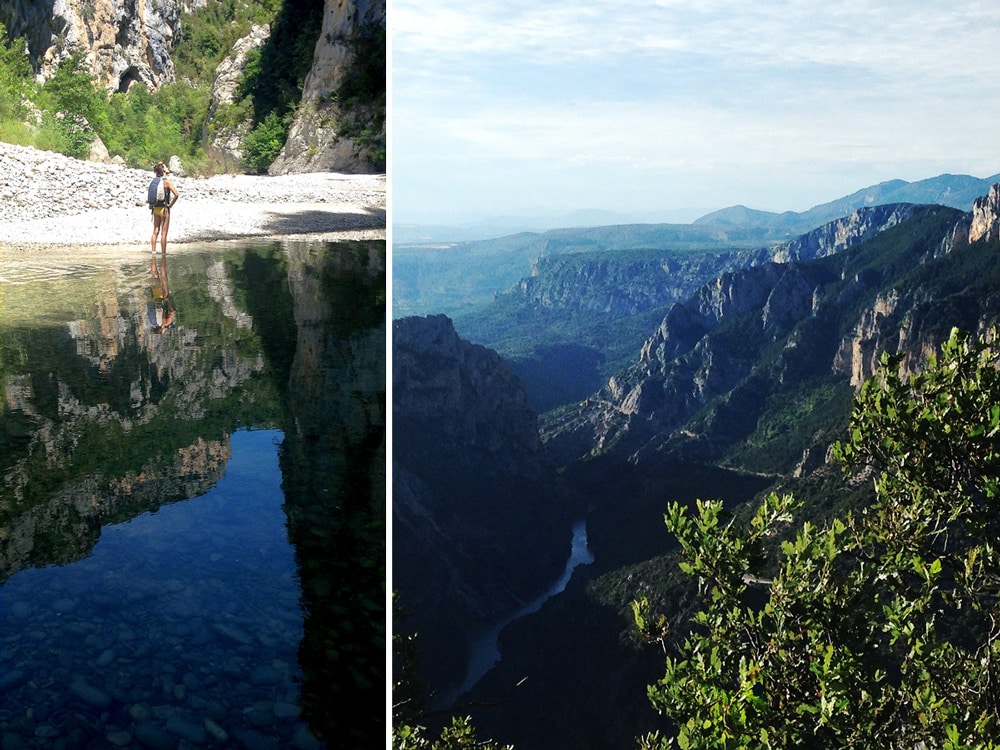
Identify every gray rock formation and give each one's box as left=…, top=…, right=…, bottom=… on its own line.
left=269, top=0, right=385, bottom=175
left=392, top=314, right=573, bottom=693
left=0, top=0, right=198, bottom=91
left=938, top=182, right=1000, bottom=255
left=969, top=183, right=1000, bottom=244
left=204, top=24, right=271, bottom=169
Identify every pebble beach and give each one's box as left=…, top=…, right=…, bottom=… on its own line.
left=0, top=142, right=386, bottom=251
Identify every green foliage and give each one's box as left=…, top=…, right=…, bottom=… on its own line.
left=241, top=110, right=286, bottom=173
left=0, top=24, right=34, bottom=123
left=102, top=82, right=212, bottom=169
left=723, top=377, right=856, bottom=474
left=172, top=0, right=280, bottom=85
left=331, top=20, right=386, bottom=169
left=0, top=0, right=303, bottom=173
left=637, top=328, right=1000, bottom=749
left=393, top=716, right=515, bottom=750
left=336, top=20, right=385, bottom=106
left=240, top=0, right=323, bottom=126
left=393, top=592, right=514, bottom=750
left=36, top=51, right=103, bottom=158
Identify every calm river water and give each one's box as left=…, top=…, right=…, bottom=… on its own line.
left=0, top=240, right=385, bottom=749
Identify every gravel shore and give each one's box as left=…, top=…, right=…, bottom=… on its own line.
left=0, top=142, right=385, bottom=251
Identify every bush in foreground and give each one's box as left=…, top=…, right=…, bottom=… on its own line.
left=637, top=328, right=1000, bottom=749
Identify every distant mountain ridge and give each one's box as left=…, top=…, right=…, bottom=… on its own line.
left=694, top=172, right=1000, bottom=237
left=454, top=203, right=926, bottom=411
left=393, top=171, right=1000, bottom=321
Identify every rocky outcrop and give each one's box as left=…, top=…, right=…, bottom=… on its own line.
left=0, top=0, right=196, bottom=91
left=938, top=183, right=1000, bottom=254
left=203, top=24, right=271, bottom=169
left=771, top=203, right=922, bottom=263
left=270, top=0, right=385, bottom=175
left=392, top=314, right=574, bottom=694
left=969, top=183, right=1000, bottom=244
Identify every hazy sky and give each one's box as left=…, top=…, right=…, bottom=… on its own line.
left=392, top=1, right=1000, bottom=226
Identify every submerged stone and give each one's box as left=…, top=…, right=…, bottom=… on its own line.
left=166, top=715, right=207, bottom=744
left=70, top=679, right=112, bottom=708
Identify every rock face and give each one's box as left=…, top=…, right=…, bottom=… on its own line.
left=938, top=182, right=1000, bottom=254
left=0, top=0, right=199, bottom=91
left=541, top=203, right=978, bottom=470
left=270, top=0, right=385, bottom=175
left=204, top=24, right=272, bottom=169
left=771, top=203, right=922, bottom=263
left=392, top=314, right=574, bottom=694
left=968, top=183, right=1000, bottom=244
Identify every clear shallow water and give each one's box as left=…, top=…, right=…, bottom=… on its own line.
left=0, top=429, right=311, bottom=748
left=0, top=241, right=386, bottom=748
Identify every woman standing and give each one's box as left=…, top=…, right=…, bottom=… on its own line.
left=148, top=161, right=179, bottom=255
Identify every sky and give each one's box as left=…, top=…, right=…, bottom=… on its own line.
left=391, top=1, right=1000, bottom=228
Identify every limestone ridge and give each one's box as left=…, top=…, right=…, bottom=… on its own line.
left=392, top=314, right=574, bottom=692
left=771, top=203, right=923, bottom=263
left=0, top=0, right=191, bottom=92
left=541, top=198, right=1000, bottom=471
left=507, top=205, right=919, bottom=319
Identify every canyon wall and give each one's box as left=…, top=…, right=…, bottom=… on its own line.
left=0, top=0, right=200, bottom=91
left=270, top=0, right=386, bottom=174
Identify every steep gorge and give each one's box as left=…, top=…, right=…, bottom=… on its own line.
left=397, top=185, right=1000, bottom=749
left=392, top=314, right=576, bottom=695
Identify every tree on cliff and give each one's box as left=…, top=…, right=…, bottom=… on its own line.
left=634, top=328, right=1000, bottom=749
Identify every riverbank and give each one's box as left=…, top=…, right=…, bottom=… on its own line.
left=0, top=143, right=385, bottom=251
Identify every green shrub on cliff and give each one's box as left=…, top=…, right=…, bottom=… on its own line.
left=35, top=51, right=105, bottom=159
left=636, top=327, right=1000, bottom=749
left=0, top=24, right=32, bottom=122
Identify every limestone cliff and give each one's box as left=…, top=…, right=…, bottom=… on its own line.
left=392, top=314, right=574, bottom=694
left=541, top=204, right=975, bottom=472
left=204, top=24, right=271, bottom=169
left=938, top=183, right=1000, bottom=254
left=0, top=0, right=197, bottom=91
left=269, top=0, right=386, bottom=174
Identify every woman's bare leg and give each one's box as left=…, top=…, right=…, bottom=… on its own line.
left=160, top=211, right=170, bottom=253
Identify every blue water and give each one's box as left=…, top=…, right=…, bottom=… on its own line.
left=0, top=429, right=320, bottom=749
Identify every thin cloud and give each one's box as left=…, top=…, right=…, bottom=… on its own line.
left=393, top=1, right=1000, bottom=222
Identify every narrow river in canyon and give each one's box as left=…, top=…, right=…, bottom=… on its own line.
left=440, top=519, right=596, bottom=708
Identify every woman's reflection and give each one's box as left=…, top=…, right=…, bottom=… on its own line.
left=147, top=249, right=176, bottom=333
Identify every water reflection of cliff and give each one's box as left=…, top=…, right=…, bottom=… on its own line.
left=276, top=242, right=387, bottom=745
left=0, top=250, right=280, bottom=581
left=0, top=241, right=387, bottom=744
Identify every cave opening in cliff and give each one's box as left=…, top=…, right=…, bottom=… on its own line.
left=117, top=66, right=142, bottom=94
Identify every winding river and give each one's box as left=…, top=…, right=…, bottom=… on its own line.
left=441, top=519, right=596, bottom=707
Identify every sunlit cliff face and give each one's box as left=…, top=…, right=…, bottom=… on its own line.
left=0, top=0, right=187, bottom=91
